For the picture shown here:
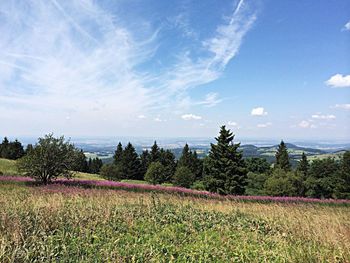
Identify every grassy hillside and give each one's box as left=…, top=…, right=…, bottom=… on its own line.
left=0, top=158, right=18, bottom=175
left=0, top=182, right=349, bottom=262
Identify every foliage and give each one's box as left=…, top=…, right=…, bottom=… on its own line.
left=173, top=166, right=195, bottom=188
left=203, top=126, right=247, bottom=195
left=178, top=143, right=203, bottom=180
left=0, top=137, right=25, bottom=160
left=275, top=141, right=291, bottom=171
left=100, top=164, right=123, bottom=181
left=245, top=157, right=271, bottom=174
left=144, top=161, right=166, bottom=185
left=264, top=168, right=303, bottom=197
left=17, top=134, right=77, bottom=183
left=159, top=149, right=176, bottom=182
left=297, top=152, right=309, bottom=176
left=86, top=157, right=103, bottom=174
left=245, top=172, right=268, bottom=196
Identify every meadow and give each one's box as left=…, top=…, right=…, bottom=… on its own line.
left=0, top=178, right=349, bottom=262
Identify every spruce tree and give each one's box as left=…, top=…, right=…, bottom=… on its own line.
left=178, top=144, right=202, bottom=181
left=203, top=126, right=247, bottom=195
left=275, top=141, right=291, bottom=171
left=140, top=150, right=151, bottom=179
left=297, top=152, right=309, bottom=176
left=159, top=149, right=176, bottom=182
left=113, top=142, right=123, bottom=164
left=150, top=141, right=161, bottom=162
left=121, top=142, right=141, bottom=180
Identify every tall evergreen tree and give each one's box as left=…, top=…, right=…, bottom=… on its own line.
left=121, top=142, right=141, bottom=180
left=203, top=126, right=247, bottom=195
left=140, top=150, right=151, bottom=179
left=113, top=142, right=123, bottom=164
left=159, top=149, right=176, bottom=182
left=150, top=141, right=161, bottom=162
left=297, top=152, right=309, bottom=176
left=178, top=144, right=202, bottom=180
left=0, top=137, right=9, bottom=158
left=275, top=141, right=291, bottom=171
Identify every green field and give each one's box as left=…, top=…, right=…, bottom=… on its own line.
left=0, top=181, right=349, bottom=262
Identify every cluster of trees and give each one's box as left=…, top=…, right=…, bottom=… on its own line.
left=0, top=137, right=25, bottom=160
left=245, top=142, right=350, bottom=199
left=6, top=128, right=350, bottom=199
left=100, top=141, right=203, bottom=188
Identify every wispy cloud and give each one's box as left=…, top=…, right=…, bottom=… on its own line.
left=325, top=74, right=350, bottom=88
left=0, top=0, right=257, bottom=135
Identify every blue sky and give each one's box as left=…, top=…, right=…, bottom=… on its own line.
left=0, top=0, right=349, bottom=140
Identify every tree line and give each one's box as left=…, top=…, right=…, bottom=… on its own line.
left=2, top=127, right=349, bottom=199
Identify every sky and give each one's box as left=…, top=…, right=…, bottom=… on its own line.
left=0, top=0, right=349, bottom=140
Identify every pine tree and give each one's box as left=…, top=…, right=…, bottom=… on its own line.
left=297, top=152, right=309, bottom=176
left=275, top=141, right=291, bottom=171
left=203, top=126, right=247, bottom=195
left=113, top=142, right=123, bottom=164
left=150, top=141, right=161, bottom=162
left=178, top=144, right=202, bottom=181
left=0, top=137, right=10, bottom=158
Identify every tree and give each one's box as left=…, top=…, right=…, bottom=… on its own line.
left=203, top=126, right=247, bottom=195
left=0, top=137, right=10, bottom=158
left=173, top=166, right=195, bottom=188
left=245, top=157, right=271, bottom=174
left=100, top=164, right=123, bottom=181
left=297, top=152, right=309, bottom=176
left=121, top=143, right=141, bottom=180
left=113, top=142, right=123, bottom=164
left=87, top=157, right=103, bottom=174
left=0, top=137, right=25, bottom=160
left=72, top=149, right=88, bottom=172
left=245, top=172, right=268, bottom=196
left=305, top=158, right=341, bottom=198
left=139, top=150, right=151, bottom=179
left=159, top=149, right=176, bottom=182
left=150, top=141, right=161, bottom=162
left=144, top=161, right=166, bottom=185
left=17, top=134, right=77, bottom=183
left=275, top=141, right=291, bottom=171
left=177, top=144, right=203, bottom=180
left=264, top=168, right=302, bottom=197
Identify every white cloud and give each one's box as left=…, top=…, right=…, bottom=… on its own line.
left=325, top=74, right=350, bottom=88
left=181, top=114, right=202, bottom=121
left=332, top=104, right=350, bottom=110
left=138, top=115, right=146, bottom=119
left=343, top=21, right=350, bottom=31
left=251, top=107, right=268, bottom=116
left=311, top=114, right=336, bottom=120
left=257, top=122, right=272, bottom=128
left=154, top=117, right=163, bottom=122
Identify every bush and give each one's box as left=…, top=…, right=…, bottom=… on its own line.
left=17, top=134, right=77, bottom=183
left=144, top=162, right=166, bottom=185
left=173, top=166, right=195, bottom=188
left=191, top=180, right=206, bottom=191
left=100, top=164, right=123, bottom=181
left=264, top=168, right=302, bottom=197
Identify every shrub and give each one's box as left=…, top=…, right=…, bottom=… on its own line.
left=100, top=164, right=123, bottom=181
left=144, top=162, right=166, bottom=185
left=173, top=166, right=195, bottom=188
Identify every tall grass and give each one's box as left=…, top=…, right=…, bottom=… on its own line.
left=0, top=183, right=349, bottom=262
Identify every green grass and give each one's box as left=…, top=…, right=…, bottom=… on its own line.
left=0, top=158, right=18, bottom=175
left=0, top=183, right=349, bottom=262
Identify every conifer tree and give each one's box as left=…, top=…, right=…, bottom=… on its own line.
left=159, top=149, right=176, bottom=181
left=140, top=150, right=151, bottom=179
left=203, top=126, right=247, bottom=195
left=121, top=142, right=141, bottom=180
left=113, top=142, right=123, bottom=164
left=297, top=152, right=309, bottom=176
left=275, top=141, right=291, bottom=171
left=150, top=141, right=161, bottom=162
left=178, top=144, right=202, bottom=180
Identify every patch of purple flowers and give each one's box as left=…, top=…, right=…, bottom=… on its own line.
left=1, top=175, right=349, bottom=204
